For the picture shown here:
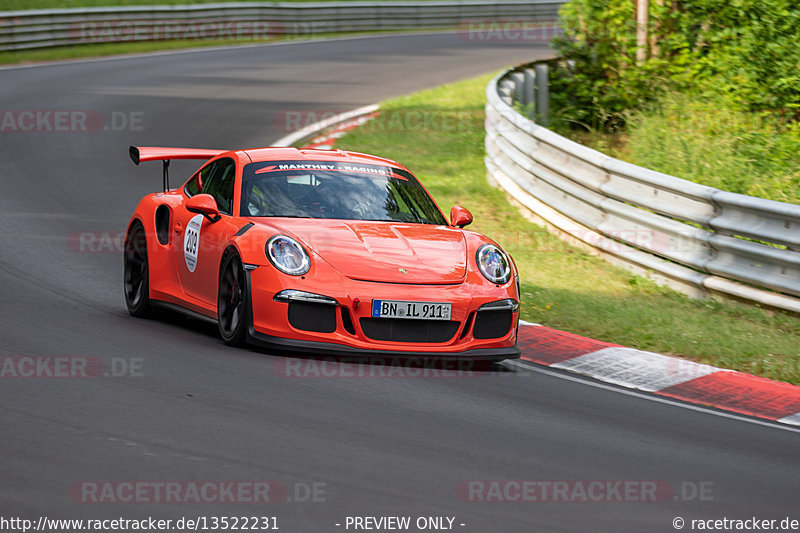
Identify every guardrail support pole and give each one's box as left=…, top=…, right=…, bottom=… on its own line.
left=523, top=68, right=535, bottom=118
left=498, top=80, right=514, bottom=105
left=534, top=63, right=549, bottom=126
left=511, top=72, right=525, bottom=106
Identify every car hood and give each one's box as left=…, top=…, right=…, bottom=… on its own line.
left=270, top=219, right=467, bottom=284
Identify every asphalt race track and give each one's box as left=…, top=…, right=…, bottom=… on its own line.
left=0, top=34, right=797, bottom=531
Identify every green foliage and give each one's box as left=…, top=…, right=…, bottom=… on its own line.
left=550, top=0, right=684, bottom=130
left=681, top=0, right=800, bottom=115
left=551, top=0, right=800, bottom=129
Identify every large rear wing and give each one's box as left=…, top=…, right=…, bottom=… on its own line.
left=129, top=145, right=227, bottom=191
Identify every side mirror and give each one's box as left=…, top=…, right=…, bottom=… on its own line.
left=186, top=194, right=221, bottom=222
left=450, top=205, right=473, bottom=228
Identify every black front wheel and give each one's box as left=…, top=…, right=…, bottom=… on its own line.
left=218, top=252, right=247, bottom=346
left=123, top=221, right=152, bottom=317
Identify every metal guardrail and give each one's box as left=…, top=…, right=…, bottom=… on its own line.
left=487, top=62, right=800, bottom=314
left=0, top=1, right=563, bottom=52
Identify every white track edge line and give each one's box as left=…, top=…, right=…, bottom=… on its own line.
left=271, top=104, right=380, bottom=147
left=502, top=359, right=800, bottom=434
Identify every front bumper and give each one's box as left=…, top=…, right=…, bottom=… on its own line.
left=244, top=268, right=520, bottom=361
left=246, top=328, right=520, bottom=361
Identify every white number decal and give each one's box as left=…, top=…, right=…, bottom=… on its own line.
left=184, top=214, right=204, bottom=272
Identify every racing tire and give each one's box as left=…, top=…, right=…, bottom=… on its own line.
left=123, top=221, right=153, bottom=317
left=218, top=251, right=247, bottom=347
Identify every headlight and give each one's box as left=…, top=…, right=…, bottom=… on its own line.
left=476, top=244, right=511, bottom=284
left=273, top=290, right=337, bottom=305
left=478, top=299, right=519, bottom=312
left=266, top=235, right=310, bottom=276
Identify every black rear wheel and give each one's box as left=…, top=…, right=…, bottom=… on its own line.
left=218, top=251, right=247, bottom=346
left=124, top=221, right=152, bottom=317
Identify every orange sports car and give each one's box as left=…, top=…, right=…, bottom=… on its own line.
left=124, top=146, right=520, bottom=360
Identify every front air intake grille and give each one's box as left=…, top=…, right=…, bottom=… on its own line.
left=459, top=311, right=476, bottom=340
left=359, top=318, right=460, bottom=343
left=288, top=301, right=337, bottom=333
left=473, top=309, right=512, bottom=339
left=340, top=307, right=356, bottom=335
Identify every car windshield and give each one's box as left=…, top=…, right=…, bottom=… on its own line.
left=240, top=161, right=447, bottom=225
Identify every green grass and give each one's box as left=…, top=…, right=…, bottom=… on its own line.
left=623, top=94, right=800, bottom=204
left=556, top=92, right=800, bottom=205
left=0, top=39, right=269, bottom=65
left=0, top=29, right=423, bottom=65
left=333, top=73, right=800, bottom=384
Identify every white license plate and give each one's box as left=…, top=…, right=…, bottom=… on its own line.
left=371, top=300, right=452, bottom=321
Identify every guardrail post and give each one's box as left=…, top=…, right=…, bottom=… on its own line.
left=534, top=63, right=549, bottom=126
left=511, top=71, right=525, bottom=106
left=498, top=79, right=514, bottom=106
left=523, top=68, right=535, bottom=117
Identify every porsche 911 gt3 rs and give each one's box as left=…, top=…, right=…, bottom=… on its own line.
left=124, top=145, right=520, bottom=360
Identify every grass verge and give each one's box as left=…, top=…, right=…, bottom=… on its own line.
left=552, top=93, right=800, bottom=205
left=623, top=94, right=800, bottom=204
left=0, top=39, right=273, bottom=65
left=0, top=30, right=423, bottom=65
left=333, top=73, right=800, bottom=384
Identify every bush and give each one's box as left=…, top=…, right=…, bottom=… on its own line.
left=551, top=0, right=800, bottom=129
left=682, top=0, right=800, bottom=116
